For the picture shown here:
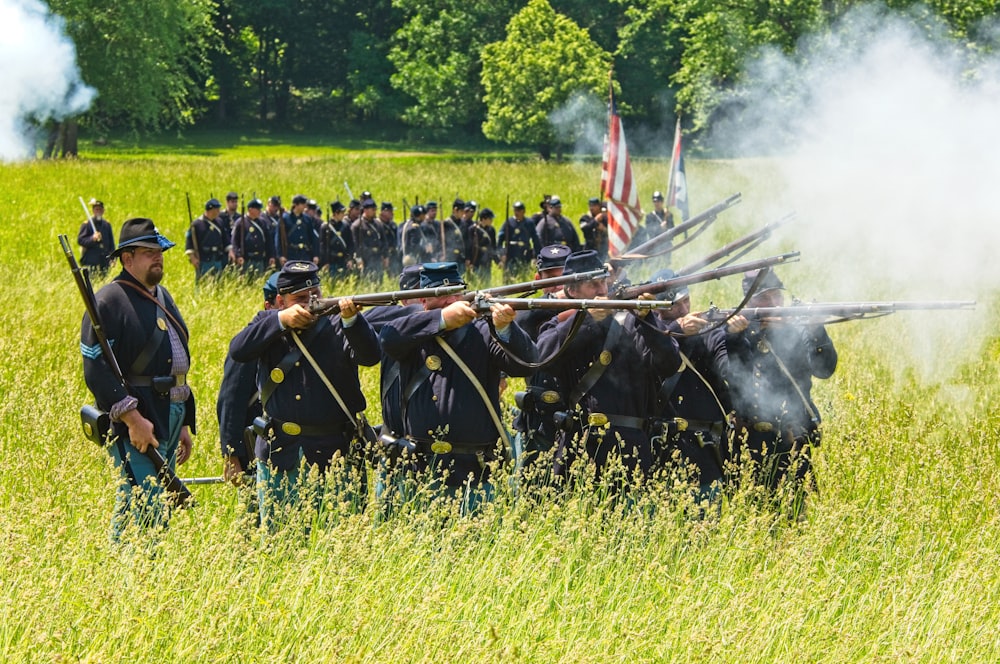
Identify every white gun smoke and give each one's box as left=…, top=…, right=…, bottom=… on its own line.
left=0, top=0, right=95, bottom=161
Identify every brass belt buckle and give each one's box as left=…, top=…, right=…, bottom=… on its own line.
left=430, top=441, right=452, bottom=454
left=587, top=413, right=609, bottom=427
left=281, top=421, right=302, bottom=436
left=754, top=421, right=774, bottom=433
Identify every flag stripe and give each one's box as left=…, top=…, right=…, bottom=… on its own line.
left=601, top=91, right=642, bottom=257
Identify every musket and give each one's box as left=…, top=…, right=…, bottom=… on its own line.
left=344, top=181, right=355, bottom=202
left=676, top=212, right=796, bottom=276
left=185, top=192, right=199, bottom=260
left=309, top=284, right=467, bottom=316
left=612, top=192, right=742, bottom=263
left=58, top=234, right=193, bottom=505
left=703, top=300, right=976, bottom=324
left=181, top=476, right=226, bottom=485
left=613, top=252, right=800, bottom=300
left=461, top=268, right=609, bottom=301
left=471, top=295, right=676, bottom=313
left=78, top=196, right=97, bottom=233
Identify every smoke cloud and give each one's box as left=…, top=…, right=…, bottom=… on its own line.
left=698, top=4, right=999, bottom=381
left=0, top=0, right=95, bottom=161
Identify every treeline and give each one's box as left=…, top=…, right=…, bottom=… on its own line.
left=49, top=0, right=997, bottom=154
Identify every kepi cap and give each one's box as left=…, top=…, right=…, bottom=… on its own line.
left=263, top=272, right=280, bottom=302
left=536, top=244, right=571, bottom=271
left=562, top=249, right=603, bottom=276
left=399, top=264, right=423, bottom=290
left=651, top=268, right=689, bottom=301
left=742, top=269, right=785, bottom=296
left=420, top=262, right=465, bottom=288
left=277, top=261, right=321, bottom=295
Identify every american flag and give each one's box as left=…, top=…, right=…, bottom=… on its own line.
left=667, top=117, right=690, bottom=221
left=600, top=84, right=642, bottom=257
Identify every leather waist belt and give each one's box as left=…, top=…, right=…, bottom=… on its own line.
left=676, top=418, right=726, bottom=434
left=409, top=437, right=495, bottom=456
left=127, top=374, right=186, bottom=388
left=587, top=413, right=646, bottom=430
left=271, top=418, right=343, bottom=437
left=292, top=243, right=310, bottom=249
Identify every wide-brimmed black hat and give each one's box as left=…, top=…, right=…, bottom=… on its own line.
left=112, top=218, right=175, bottom=257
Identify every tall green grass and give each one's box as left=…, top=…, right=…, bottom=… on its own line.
left=0, top=143, right=997, bottom=662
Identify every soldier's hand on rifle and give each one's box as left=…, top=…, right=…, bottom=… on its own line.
left=120, top=409, right=158, bottom=454
left=490, top=302, right=516, bottom=329
left=236, top=256, right=245, bottom=266
left=279, top=304, right=317, bottom=330
left=634, top=292, right=656, bottom=319
left=678, top=313, right=709, bottom=335
left=726, top=314, right=749, bottom=334
left=441, top=300, right=477, bottom=330
left=223, top=455, right=244, bottom=485
left=339, top=297, right=360, bottom=318
left=177, top=426, right=192, bottom=465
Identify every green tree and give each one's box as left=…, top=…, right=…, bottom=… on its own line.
left=50, top=0, right=217, bottom=132
left=388, top=0, right=519, bottom=131
left=481, top=0, right=611, bottom=157
left=668, top=0, right=826, bottom=130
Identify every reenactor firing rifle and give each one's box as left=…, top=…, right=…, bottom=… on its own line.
left=58, top=234, right=193, bottom=505
left=613, top=252, right=801, bottom=300
left=703, top=300, right=976, bottom=325
left=470, top=295, right=677, bottom=314
left=613, top=192, right=742, bottom=264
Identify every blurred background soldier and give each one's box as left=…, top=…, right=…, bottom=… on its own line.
left=82, top=218, right=195, bottom=541
left=651, top=268, right=736, bottom=503
left=422, top=199, right=466, bottom=268
left=229, top=261, right=380, bottom=527
left=535, top=195, right=581, bottom=252
left=262, top=195, right=283, bottom=230
left=352, top=198, right=383, bottom=281
left=275, top=194, right=319, bottom=267
left=185, top=197, right=230, bottom=279
left=467, top=207, right=499, bottom=285
left=579, top=197, right=609, bottom=261
left=537, top=250, right=680, bottom=483
left=220, top=191, right=242, bottom=261
left=497, top=200, right=541, bottom=277
left=400, top=204, right=428, bottom=267
left=425, top=200, right=439, bottom=222
left=379, top=262, right=537, bottom=513
left=77, top=198, right=116, bottom=274
left=629, top=191, right=673, bottom=257
left=379, top=201, right=401, bottom=276
left=727, top=270, right=837, bottom=505
left=321, top=202, right=352, bottom=278
left=347, top=199, right=362, bottom=224
left=232, top=198, right=275, bottom=275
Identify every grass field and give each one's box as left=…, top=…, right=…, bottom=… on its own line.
left=0, top=136, right=997, bottom=662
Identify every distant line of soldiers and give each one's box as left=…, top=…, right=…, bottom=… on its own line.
left=180, top=189, right=678, bottom=285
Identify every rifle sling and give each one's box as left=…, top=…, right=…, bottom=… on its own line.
left=117, top=281, right=189, bottom=344
left=434, top=332, right=510, bottom=447
left=259, top=319, right=326, bottom=410
left=291, top=328, right=362, bottom=434
left=485, top=309, right=586, bottom=371
left=567, top=311, right=627, bottom=408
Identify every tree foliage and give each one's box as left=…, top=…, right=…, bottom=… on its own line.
left=480, top=0, right=611, bottom=155
left=50, top=0, right=216, bottom=131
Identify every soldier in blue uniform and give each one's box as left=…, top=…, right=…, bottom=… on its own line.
left=537, top=251, right=681, bottom=483
left=497, top=200, right=541, bottom=277
left=185, top=198, right=230, bottom=279
left=422, top=200, right=465, bottom=267
left=466, top=207, right=499, bottom=286
left=81, top=218, right=195, bottom=540
left=579, top=197, right=609, bottom=261
left=219, top=272, right=280, bottom=486
left=726, top=270, right=837, bottom=502
left=352, top=198, right=384, bottom=282
left=511, top=245, right=572, bottom=475
left=378, top=202, right=402, bottom=277
left=232, top=198, right=275, bottom=275
left=379, top=263, right=537, bottom=511
left=275, top=194, right=319, bottom=267
left=399, top=204, right=429, bottom=267
left=535, top=196, right=581, bottom=252
left=650, top=269, right=737, bottom=502
left=77, top=198, right=116, bottom=274
left=229, top=261, right=380, bottom=526
left=319, top=202, right=352, bottom=278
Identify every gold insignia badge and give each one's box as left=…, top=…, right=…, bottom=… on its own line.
left=270, top=368, right=285, bottom=383
left=430, top=441, right=452, bottom=454
left=281, top=421, right=302, bottom=435
left=599, top=350, right=612, bottom=366
left=425, top=355, right=442, bottom=371
left=156, top=318, right=167, bottom=331
left=541, top=390, right=560, bottom=404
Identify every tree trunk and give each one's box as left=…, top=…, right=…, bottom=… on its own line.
left=63, top=120, right=78, bottom=157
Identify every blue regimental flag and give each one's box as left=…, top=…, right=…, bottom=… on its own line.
left=667, top=117, right=689, bottom=221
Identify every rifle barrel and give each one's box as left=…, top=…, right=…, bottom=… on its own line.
left=707, top=301, right=976, bottom=321
left=618, top=192, right=742, bottom=259
left=677, top=212, right=796, bottom=276
left=463, top=268, right=609, bottom=300
left=309, top=284, right=466, bottom=315
left=477, top=296, right=674, bottom=311
left=616, top=252, right=800, bottom=299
